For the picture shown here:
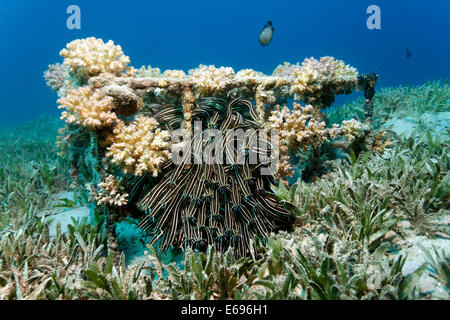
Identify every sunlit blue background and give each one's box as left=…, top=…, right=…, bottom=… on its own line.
left=0, top=0, right=449, bottom=125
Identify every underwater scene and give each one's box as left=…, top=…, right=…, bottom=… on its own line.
left=0, top=0, right=449, bottom=303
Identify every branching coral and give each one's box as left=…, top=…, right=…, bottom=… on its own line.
left=272, top=62, right=301, bottom=77
left=44, top=63, right=69, bottom=91
left=296, top=56, right=358, bottom=88
left=266, top=103, right=365, bottom=178
left=267, top=103, right=333, bottom=177
left=105, top=115, right=171, bottom=176
left=188, top=65, right=236, bottom=96
left=89, top=174, right=129, bottom=207
left=162, top=69, right=187, bottom=79
left=290, top=56, right=358, bottom=106
left=84, top=54, right=360, bottom=131
left=277, top=155, right=295, bottom=179
left=60, top=37, right=130, bottom=79
left=340, top=119, right=363, bottom=141
left=369, top=129, right=393, bottom=153
left=181, top=84, right=195, bottom=133
left=57, top=87, right=117, bottom=129
left=236, top=68, right=264, bottom=79
left=137, top=65, right=161, bottom=78
left=48, top=37, right=383, bottom=259
left=268, top=104, right=326, bottom=143
left=43, top=63, right=79, bottom=98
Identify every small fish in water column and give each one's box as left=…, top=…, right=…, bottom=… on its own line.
left=259, top=21, right=274, bottom=46
left=405, top=48, right=412, bottom=59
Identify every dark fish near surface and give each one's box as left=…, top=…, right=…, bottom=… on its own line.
left=405, top=48, right=412, bottom=59
left=259, top=21, right=274, bottom=46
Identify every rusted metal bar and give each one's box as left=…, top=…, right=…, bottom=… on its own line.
left=358, top=73, right=379, bottom=121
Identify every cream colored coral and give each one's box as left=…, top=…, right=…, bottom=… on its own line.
left=57, top=87, right=117, bottom=129
left=60, top=37, right=130, bottom=77
left=267, top=102, right=340, bottom=178
left=163, top=69, right=187, bottom=79
left=340, top=119, right=363, bottom=141
left=371, top=129, right=393, bottom=153
left=277, top=155, right=294, bottom=179
left=290, top=57, right=358, bottom=99
left=267, top=103, right=329, bottom=152
left=125, top=66, right=138, bottom=77
left=181, top=85, right=195, bottom=134
left=188, top=64, right=235, bottom=96
left=137, top=65, right=161, bottom=78
left=57, top=78, right=77, bottom=98
left=89, top=175, right=129, bottom=206
left=272, top=62, right=301, bottom=77
left=236, top=68, right=264, bottom=79
left=291, top=65, right=320, bottom=97
left=82, top=52, right=361, bottom=140
left=87, top=55, right=359, bottom=125
left=106, top=116, right=171, bottom=176
left=331, top=58, right=358, bottom=78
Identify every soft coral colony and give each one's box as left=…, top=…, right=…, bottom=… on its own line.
left=44, top=36, right=388, bottom=257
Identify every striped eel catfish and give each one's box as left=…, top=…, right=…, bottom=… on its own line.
left=137, top=97, right=294, bottom=257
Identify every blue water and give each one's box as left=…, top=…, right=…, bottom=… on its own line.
left=0, top=0, right=449, bottom=125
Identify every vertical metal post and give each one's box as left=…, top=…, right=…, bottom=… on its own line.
left=358, top=73, right=379, bottom=121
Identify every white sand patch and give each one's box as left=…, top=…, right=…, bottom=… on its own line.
left=398, top=235, right=449, bottom=299
left=383, top=118, right=417, bottom=137
left=38, top=191, right=92, bottom=237
left=383, top=111, right=450, bottom=138
left=46, top=206, right=92, bottom=237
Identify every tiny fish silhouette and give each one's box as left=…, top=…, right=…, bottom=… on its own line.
left=405, top=48, right=412, bottom=59
left=259, top=21, right=274, bottom=46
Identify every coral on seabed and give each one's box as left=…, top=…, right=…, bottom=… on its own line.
left=83, top=54, right=359, bottom=129
left=181, top=84, right=195, bottom=133
left=44, top=63, right=69, bottom=91
left=60, top=37, right=130, bottom=79
left=57, top=87, right=118, bottom=129
left=340, top=119, right=363, bottom=141
left=278, top=154, right=295, bottom=178
left=272, top=62, right=302, bottom=77
left=105, top=115, right=171, bottom=176
left=370, top=129, right=393, bottom=153
left=266, top=102, right=361, bottom=177
left=332, top=120, right=392, bottom=157
left=48, top=36, right=383, bottom=258
left=268, top=103, right=332, bottom=151
left=236, top=68, right=264, bottom=79
left=266, top=102, right=366, bottom=177
left=162, top=69, right=187, bottom=79
left=188, top=64, right=236, bottom=96
left=290, top=56, right=359, bottom=105
left=89, top=174, right=129, bottom=207
left=137, top=65, right=161, bottom=78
